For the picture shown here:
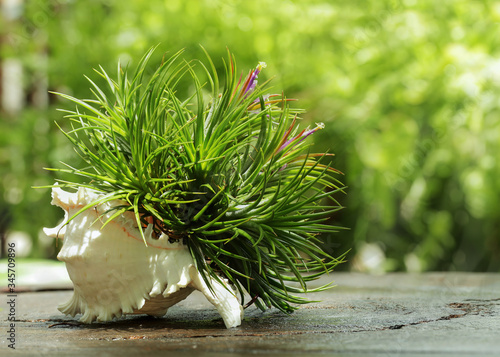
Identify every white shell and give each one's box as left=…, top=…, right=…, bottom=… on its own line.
left=44, top=184, right=243, bottom=328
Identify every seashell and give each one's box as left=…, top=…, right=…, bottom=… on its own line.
left=44, top=184, right=243, bottom=328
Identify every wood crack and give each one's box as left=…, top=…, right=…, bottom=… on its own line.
left=380, top=298, right=499, bottom=331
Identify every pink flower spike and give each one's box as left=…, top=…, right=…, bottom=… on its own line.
left=241, top=62, right=267, bottom=98
left=278, top=122, right=325, bottom=153
left=302, top=122, right=325, bottom=138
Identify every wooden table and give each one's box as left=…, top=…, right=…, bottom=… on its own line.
left=2, top=272, right=499, bottom=356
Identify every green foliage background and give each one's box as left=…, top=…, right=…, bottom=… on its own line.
left=1, top=0, right=499, bottom=271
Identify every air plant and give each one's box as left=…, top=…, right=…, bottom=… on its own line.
left=43, top=47, right=346, bottom=328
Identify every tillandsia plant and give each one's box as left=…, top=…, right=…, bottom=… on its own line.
left=43, top=47, right=346, bottom=328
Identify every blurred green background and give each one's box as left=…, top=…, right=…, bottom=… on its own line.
left=1, top=0, right=499, bottom=272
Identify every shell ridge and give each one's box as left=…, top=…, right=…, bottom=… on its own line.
left=188, top=265, right=243, bottom=328
left=57, top=291, right=82, bottom=317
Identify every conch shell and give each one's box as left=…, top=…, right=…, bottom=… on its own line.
left=44, top=185, right=243, bottom=328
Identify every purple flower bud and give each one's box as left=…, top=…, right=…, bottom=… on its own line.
left=278, top=123, right=325, bottom=153
left=242, top=62, right=267, bottom=97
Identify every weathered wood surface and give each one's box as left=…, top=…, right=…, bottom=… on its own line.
left=2, top=272, right=499, bottom=356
